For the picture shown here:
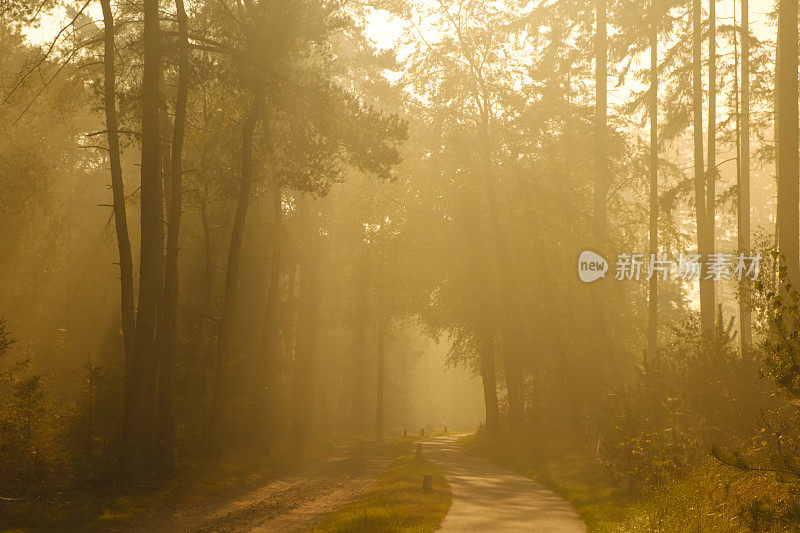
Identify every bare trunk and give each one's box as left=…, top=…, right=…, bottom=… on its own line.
left=258, top=184, right=282, bottom=446
left=350, top=248, right=370, bottom=435
left=777, top=0, right=799, bottom=286
left=100, top=0, right=135, bottom=367
left=290, top=194, right=319, bottom=446
left=452, top=133, right=500, bottom=435
left=120, top=0, right=162, bottom=485
left=375, top=314, right=385, bottom=441
left=210, top=84, right=266, bottom=454
left=706, top=0, right=718, bottom=337
left=594, top=0, right=609, bottom=235
left=155, top=0, right=189, bottom=477
left=648, top=8, right=658, bottom=356
left=707, top=0, right=717, bottom=254
left=480, top=334, right=501, bottom=435
left=739, top=0, right=752, bottom=350
left=693, top=0, right=714, bottom=342
left=589, top=0, right=613, bottom=393
left=481, top=113, right=524, bottom=431
left=199, top=180, right=215, bottom=434
left=501, top=350, right=524, bottom=430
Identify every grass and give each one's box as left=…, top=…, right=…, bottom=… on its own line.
left=462, top=433, right=797, bottom=532
left=461, top=433, right=630, bottom=530
left=312, top=448, right=452, bottom=532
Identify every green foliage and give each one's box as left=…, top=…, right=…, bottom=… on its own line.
left=599, top=314, right=771, bottom=494
left=0, top=357, right=57, bottom=498
left=700, top=252, right=800, bottom=527
left=0, top=318, right=14, bottom=356
left=600, top=384, right=699, bottom=494
left=0, top=322, right=122, bottom=500
left=756, top=254, right=800, bottom=399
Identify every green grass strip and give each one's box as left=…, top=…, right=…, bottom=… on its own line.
left=312, top=452, right=452, bottom=532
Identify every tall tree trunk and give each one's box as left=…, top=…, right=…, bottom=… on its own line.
left=290, top=194, right=319, bottom=446
left=777, top=0, right=799, bottom=286
left=481, top=109, right=524, bottom=431
left=589, top=0, right=614, bottom=394
left=594, top=0, right=609, bottom=235
left=258, top=184, right=282, bottom=447
left=100, top=0, right=135, bottom=369
left=479, top=334, right=501, bottom=435
left=120, top=0, right=162, bottom=485
left=375, top=312, right=386, bottom=441
left=707, top=0, right=717, bottom=249
left=99, top=0, right=137, bottom=450
left=199, top=179, right=215, bottom=443
left=738, top=0, right=752, bottom=350
left=692, top=0, right=714, bottom=342
left=155, top=0, right=189, bottom=477
left=455, top=176, right=500, bottom=435
left=210, top=85, right=266, bottom=454
left=452, top=21, right=525, bottom=430
left=707, top=0, right=718, bottom=336
left=648, top=6, right=658, bottom=356
left=773, top=1, right=782, bottom=268
left=349, top=248, right=370, bottom=435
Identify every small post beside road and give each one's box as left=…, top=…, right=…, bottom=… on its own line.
left=422, top=474, right=433, bottom=492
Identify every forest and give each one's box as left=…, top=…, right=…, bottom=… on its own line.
left=2, top=0, right=800, bottom=531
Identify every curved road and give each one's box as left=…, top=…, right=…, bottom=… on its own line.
left=424, top=435, right=586, bottom=532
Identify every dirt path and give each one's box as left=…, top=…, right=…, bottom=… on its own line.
left=124, top=452, right=388, bottom=532
left=424, top=435, right=586, bottom=532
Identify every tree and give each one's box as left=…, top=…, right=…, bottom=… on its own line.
left=594, top=0, right=609, bottom=236
left=99, top=0, right=135, bottom=370
left=706, top=0, right=717, bottom=288
left=692, top=0, right=714, bottom=342
left=289, top=193, right=320, bottom=445
left=120, top=0, right=163, bottom=485
left=399, top=0, right=528, bottom=430
left=155, top=0, right=190, bottom=476
left=210, top=82, right=266, bottom=453
left=776, top=0, right=799, bottom=286
left=256, top=183, right=283, bottom=447
left=736, top=0, right=752, bottom=351
left=648, top=0, right=658, bottom=356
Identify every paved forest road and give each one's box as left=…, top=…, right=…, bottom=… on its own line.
left=425, top=435, right=586, bottom=532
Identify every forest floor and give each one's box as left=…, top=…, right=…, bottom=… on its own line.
left=0, top=439, right=411, bottom=532
left=126, top=445, right=392, bottom=532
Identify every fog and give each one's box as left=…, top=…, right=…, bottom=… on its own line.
left=2, top=0, right=800, bottom=530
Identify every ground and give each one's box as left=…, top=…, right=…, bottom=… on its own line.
left=0, top=434, right=590, bottom=532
